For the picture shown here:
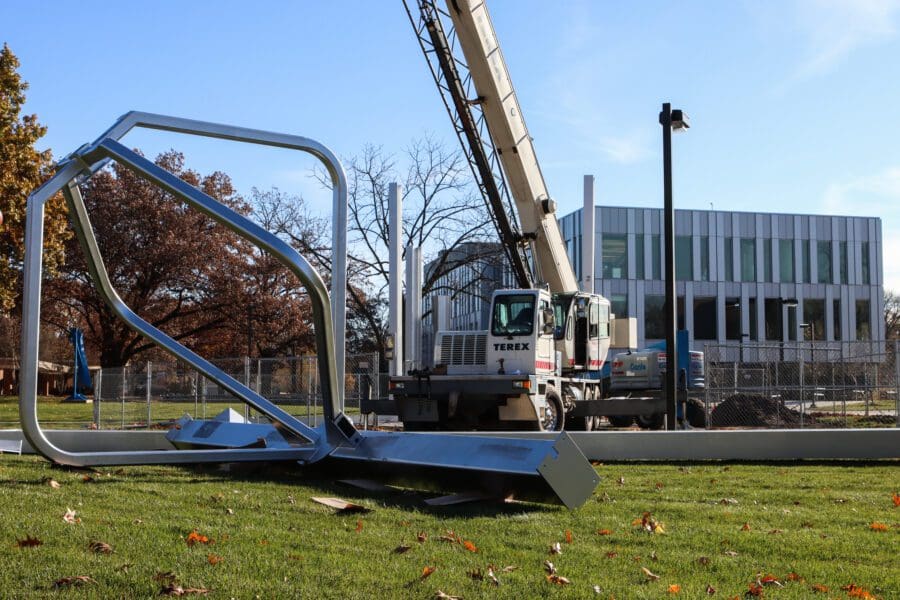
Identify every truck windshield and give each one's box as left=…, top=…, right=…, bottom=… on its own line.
left=492, top=295, right=535, bottom=336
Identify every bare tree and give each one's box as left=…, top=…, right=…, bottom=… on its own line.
left=885, top=290, right=900, bottom=340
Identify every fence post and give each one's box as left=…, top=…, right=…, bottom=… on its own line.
left=121, top=365, right=126, bottom=429
left=201, top=374, right=207, bottom=419
left=895, top=340, right=900, bottom=427
left=798, top=343, right=805, bottom=429
left=146, top=361, right=152, bottom=429
left=93, top=368, right=102, bottom=430
left=703, top=343, right=710, bottom=429
left=243, top=356, right=251, bottom=422
left=193, top=370, right=198, bottom=417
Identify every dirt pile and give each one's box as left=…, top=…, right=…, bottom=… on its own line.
left=710, top=393, right=815, bottom=428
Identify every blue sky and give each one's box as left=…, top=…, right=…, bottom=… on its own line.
left=4, top=1, right=900, bottom=288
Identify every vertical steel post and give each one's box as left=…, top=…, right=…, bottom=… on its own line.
left=894, top=340, right=900, bottom=427
left=94, top=368, right=102, bottom=430
left=582, top=175, right=595, bottom=294
left=388, top=183, right=404, bottom=377
left=243, top=356, right=250, bottom=421
left=146, top=361, right=152, bottom=429
left=660, top=103, right=678, bottom=430
left=121, top=366, right=126, bottom=429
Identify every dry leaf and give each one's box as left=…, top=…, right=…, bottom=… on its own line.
left=842, top=584, right=877, bottom=599
left=636, top=512, right=665, bottom=534
left=467, top=568, right=484, bottom=581
left=668, top=584, right=681, bottom=594
left=47, top=479, right=61, bottom=489
left=655, top=482, right=664, bottom=490
left=439, top=530, right=461, bottom=544
left=720, top=498, right=738, bottom=505
left=650, top=551, right=658, bottom=561
left=892, top=492, right=900, bottom=507
left=393, top=544, right=412, bottom=554
left=605, top=551, right=618, bottom=559
left=565, top=529, right=573, bottom=544
left=225, top=508, right=234, bottom=515
left=186, top=530, right=210, bottom=547
left=88, top=541, right=112, bottom=554
left=869, top=522, right=888, bottom=532
left=63, top=507, right=79, bottom=524
left=355, top=519, right=363, bottom=533
left=746, top=582, right=764, bottom=596
left=54, top=576, right=96, bottom=587
left=160, top=584, right=210, bottom=596
left=154, top=572, right=178, bottom=584
left=549, top=542, right=562, bottom=555
left=116, top=563, right=133, bottom=573
left=420, top=566, right=436, bottom=580
left=617, top=476, right=625, bottom=485
left=543, top=560, right=556, bottom=575
left=593, top=584, right=603, bottom=594
left=207, top=554, right=223, bottom=565
left=16, top=535, right=43, bottom=548
left=810, top=583, right=829, bottom=593
left=417, top=531, right=428, bottom=543
left=501, top=565, right=517, bottom=573
left=641, top=567, right=660, bottom=581
left=258, top=539, right=269, bottom=546
left=698, top=556, right=710, bottom=566
left=463, top=540, right=477, bottom=553
left=786, top=572, right=803, bottom=582
left=486, top=567, right=499, bottom=586
left=759, top=574, right=782, bottom=587
left=706, top=584, right=717, bottom=595
left=768, top=529, right=783, bottom=535
left=433, top=592, right=461, bottom=600
left=740, top=523, right=751, bottom=531
left=597, top=529, right=613, bottom=536
left=82, top=474, right=95, bottom=483
left=546, top=574, right=570, bottom=585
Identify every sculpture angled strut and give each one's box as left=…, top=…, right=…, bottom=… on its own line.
left=19, top=111, right=599, bottom=508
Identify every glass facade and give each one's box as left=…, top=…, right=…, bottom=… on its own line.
left=725, top=237, right=734, bottom=281
left=651, top=234, right=661, bottom=280
left=635, top=234, right=645, bottom=279
left=856, top=299, right=871, bottom=340
left=779, top=239, right=794, bottom=282
left=740, top=238, right=756, bottom=282
left=862, top=242, right=870, bottom=285
left=839, top=241, right=848, bottom=284
left=700, top=236, right=710, bottom=281
left=644, top=295, right=665, bottom=339
left=610, top=293, right=627, bottom=319
left=803, top=298, right=825, bottom=341
left=764, top=239, right=773, bottom=282
left=602, top=234, right=627, bottom=279
left=725, top=298, right=741, bottom=340
left=675, top=236, right=693, bottom=280
left=817, top=241, right=832, bottom=284
left=833, top=298, right=841, bottom=341
left=802, top=241, right=811, bottom=283
left=693, top=297, right=716, bottom=340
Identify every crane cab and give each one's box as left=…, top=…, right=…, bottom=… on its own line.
left=552, top=292, right=611, bottom=375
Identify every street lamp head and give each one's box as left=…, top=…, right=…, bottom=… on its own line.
left=781, top=298, right=799, bottom=308
left=670, top=109, right=690, bottom=131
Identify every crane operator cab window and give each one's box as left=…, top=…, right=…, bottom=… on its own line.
left=492, top=294, right=535, bottom=336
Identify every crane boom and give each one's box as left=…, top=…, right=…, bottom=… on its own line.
left=445, top=0, right=580, bottom=293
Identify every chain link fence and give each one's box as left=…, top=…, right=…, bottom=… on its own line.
left=90, top=354, right=382, bottom=430
left=703, top=340, right=899, bottom=428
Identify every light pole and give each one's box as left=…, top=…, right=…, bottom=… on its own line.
left=778, top=298, right=799, bottom=363
left=800, top=321, right=816, bottom=408
left=659, top=103, right=689, bottom=430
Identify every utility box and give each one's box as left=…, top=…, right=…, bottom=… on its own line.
left=611, top=317, right=638, bottom=350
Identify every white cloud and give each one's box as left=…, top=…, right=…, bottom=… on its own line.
left=823, top=166, right=900, bottom=290
left=793, top=0, right=900, bottom=76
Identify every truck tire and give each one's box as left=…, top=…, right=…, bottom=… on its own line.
left=540, top=389, right=564, bottom=432
left=637, top=413, right=665, bottom=430
left=607, top=415, right=634, bottom=428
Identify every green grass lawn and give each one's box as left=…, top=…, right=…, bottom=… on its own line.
left=0, top=456, right=896, bottom=599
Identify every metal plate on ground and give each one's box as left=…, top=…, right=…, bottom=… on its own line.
left=537, top=432, right=601, bottom=510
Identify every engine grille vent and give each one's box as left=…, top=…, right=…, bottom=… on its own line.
left=438, top=332, right=487, bottom=366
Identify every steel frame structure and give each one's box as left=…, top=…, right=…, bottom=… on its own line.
left=18, top=112, right=599, bottom=508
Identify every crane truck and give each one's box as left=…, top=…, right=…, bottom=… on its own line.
left=389, top=0, right=703, bottom=431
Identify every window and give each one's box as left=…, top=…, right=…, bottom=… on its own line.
left=833, top=299, right=841, bottom=341
left=635, top=234, right=645, bottom=279
left=802, top=241, right=811, bottom=283
left=803, top=298, right=825, bottom=341
left=589, top=302, right=599, bottom=338
left=740, top=238, right=756, bottom=282
left=675, top=236, right=693, bottom=280
left=700, top=236, right=710, bottom=281
left=787, top=303, right=797, bottom=341
left=764, top=239, right=773, bottom=282
left=651, top=235, right=661, bottom=279
left=610, top=294, right=627, bottom=319
left=725, top=297, right=741, bottom=340
left=725, top=237, right=734, bottom=281
left=779, top=239, right=794, bottom=283
left=678, top=296, right=685, bottom=331
left=764, top=298, right=781, bottom=341
left=693, top=297, right=717, bottom=340
left=817, top=241, right=832, bottom=284
left=599, top=304, right=610, bottom=337
left=645, top=295, right=665, bottom=339
left=491, top=294, right=535, bottom=337
left=748, top=297, right=757, bottom=340
left=602, top=234, right=627, bottom=279
left=861, top=242, right=871, bottom=285
left=839, top=241, right=848, bottom=284
left=856, top=299, right=870, bottom=340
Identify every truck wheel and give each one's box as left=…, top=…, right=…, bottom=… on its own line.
left=540, top=389, right=564, bottom=432
left=637, top=413, right=665, bottom=430
left=607, top=415, right=634, bottom=428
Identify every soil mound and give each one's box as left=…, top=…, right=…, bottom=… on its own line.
left=710, top=393, right=815, bottom=428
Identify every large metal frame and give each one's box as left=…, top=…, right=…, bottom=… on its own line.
left=18, top=112, right=600, bottom=508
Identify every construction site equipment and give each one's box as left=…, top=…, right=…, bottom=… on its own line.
left=18, top=111, right=599, bottom=508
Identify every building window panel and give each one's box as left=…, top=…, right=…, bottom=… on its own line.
left=802, top=241, right=811, bottom=283
left=610, top=294, right=627, bottom=319
left=833, top=299, right=841, bottom=341
left=764, top=298, right=780, bottom=341
left=839, top=241, right=848, bottom=284
left=675, top=236, right=692, bottom=280
left=651, top=234, right=661, bottom=279
left=779, top=239, right=794, bottom=283
left=856, top=299, right=870, bottom=340
left=740, top=238, right=756, bottom=282
left=861, top=241, right=871, bottom=285
left=803, top=298, right=825, bottom=341
left=764, top=239, right=773, bottom=282
left=817, top=241, right=832, bottom=284
left=700, top=236, right=710, bottom=281
left=693, top=297, right=717, bottom=340
left=635, top=234, right=645, bottom=279
left=645, top=295, right=665, bottom=339
left=725, top=237, right=734, bottom=281
left=602, top=234, right=627, bottom=279
left=725, top=297, right=741, bottom=340
left=748, top=297, right=757, bottom=341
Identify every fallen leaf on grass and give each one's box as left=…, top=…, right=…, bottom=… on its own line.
left=892, top=492, right=900, bottom=507
left=63, top=507, right=80, bottom=524
left=206, top=554, right=222, bottom=565
left=635, top=512, right=665, bottom=534
left=355, top=519, right=363, bottom=533
left=596, top=529, right=613, bottom=536
left=54, top=576, right=96, bottom=588
left=810, top=583, right=829, bottom=593
left=746, top=582, right=764, bottom=596
left=500, top=565, right=517, bottom=573
left=768, top=529, right=782, bottom=535
left=723, top=551, right=738, bottom=557
left=439, top=530, right=461, bottom=544
left=869, top=522, right=888, bottom=532
left=258, top=539, right=269, bottom=546
left=154, top=572, right=178, bottom=584
left=225, top=508, right=234, bottom=515
left=486, top=567, right=499, bottom=586
left=160, top=584, right=210, bottom=596
left=706, top=583, right=716, bottom=595
left=565, top=529, right=573, bottom=544
left=758, top=574, right=782, bottom=587
left=549, top=542, right=562, bottom=555
left=463, top=540, right=477, bottom=553
left=641, top=567, right=660, bottom=581
left=433, top=592, right=461, bottom=600
left=417, top=532, right=428, bottom=543
left=786, top=572, right=803, bottom=582
left=393, top=544, right=412, bottom=554
left=543, top=561, right=556, bottom=575
left=740, top=523, right=751, bottom=531
left=720, top=498, right=739, bottom=505
left=185, top=531, right=211, bottom=547
left=15, top=536, right=43, bottom=548
left=82, top=474, right=95, bottom=483
left=605, top=551, right=618, bottom=559
left=546, top=574, right=570, bottom=585
left=46, top=479, right=61, bottom=489
left=88, top=541, right=112, bottom=554
left=617, top=476, right=625, bottom=485
left=593, top=584, right=603, bottom=594
left=116, top=563, right=133, bottom=573
left=698, top=556, right=710, bottom=566
left=842, top=584, right=878, bottom=599
left=651, top=551, right=658, bottom=561
left=420, top=566, right=436, bottom=580
left=668, top=584, right=681, bottom=594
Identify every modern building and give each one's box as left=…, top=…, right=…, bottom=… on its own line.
left=558, top=206, right=884, bottom=350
